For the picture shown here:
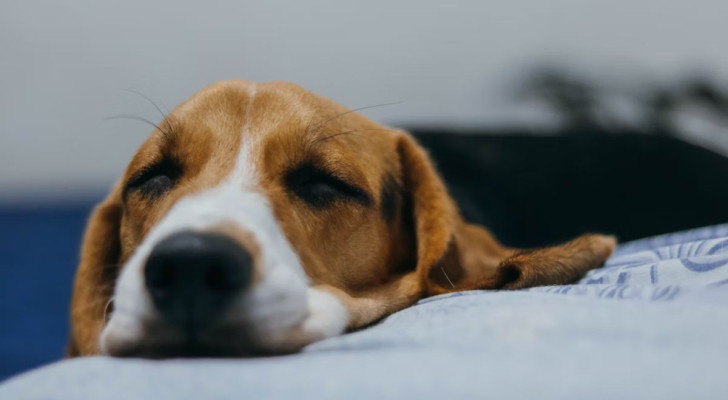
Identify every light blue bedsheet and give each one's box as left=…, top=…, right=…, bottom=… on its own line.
left=2, top=225, right=728, bottom=399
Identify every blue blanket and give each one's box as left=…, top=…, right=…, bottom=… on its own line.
left=2, top=224, right=727, bottom=399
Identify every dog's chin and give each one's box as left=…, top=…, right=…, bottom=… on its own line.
left=105, top=338, right=281, bottom=359
left=100, top=320, right=297, bottom=359
left=99, top=287, right=349, bottom=358
left=108, top=342, right=249, bottom=359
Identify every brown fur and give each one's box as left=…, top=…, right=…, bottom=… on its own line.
left=69, top=80, right=615, bottom=356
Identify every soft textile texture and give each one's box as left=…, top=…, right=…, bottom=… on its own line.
left=2, top=224, right=727, bottom=399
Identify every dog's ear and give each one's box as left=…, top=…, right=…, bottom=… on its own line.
left=67, top=183, right=123, bottom=357
left=396, top=132, right=616, bottom=297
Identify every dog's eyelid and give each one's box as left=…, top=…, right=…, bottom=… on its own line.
left=288, top=161, right=357, bottom=186
left=307, top=168, right=354, bottom=188
left=123, top=157, right=183, bottom=200
left=285, top=162, right=372, bottom=208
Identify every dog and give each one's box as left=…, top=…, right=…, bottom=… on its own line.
left=68, top=80, right=616, bottom=358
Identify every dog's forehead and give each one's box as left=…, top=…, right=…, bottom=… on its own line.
left=173, top=80, right=392, bottom=166
left=174, top=80, right=345, bottom=135
left=124, top=79, right=398, bottom=203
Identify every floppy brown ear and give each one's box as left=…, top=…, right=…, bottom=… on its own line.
left=67, top=183, right=123, bottom=357
left=396, top=132, right=616, bottom=297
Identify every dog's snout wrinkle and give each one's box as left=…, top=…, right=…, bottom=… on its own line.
left=144, top=231, right=253, bottom=329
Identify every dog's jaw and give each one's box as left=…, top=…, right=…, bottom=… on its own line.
left=100, top=85, right=348, bottom=356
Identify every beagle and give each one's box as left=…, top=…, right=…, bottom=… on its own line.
left=68, top=80, right=615, bottom=357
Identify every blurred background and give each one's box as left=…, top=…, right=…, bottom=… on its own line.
left=2, top=0, right=728, bottom=381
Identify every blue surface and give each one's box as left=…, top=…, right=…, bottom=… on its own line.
left=0, top=220, right=728, bottom=400
left=0, top=202, right=95, bottom=381
left=1, top=224, right=728, bottom=398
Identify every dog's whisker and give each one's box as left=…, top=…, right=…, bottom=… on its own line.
left=125, top=89, right=170, bottom=119
left=313, top=128, right=394, bottom=145
left=440, top=267, right=456, bottom=289
left=71, top=296, right=114, bottom=314
left=103, top=297, right=116, bottom=324
left=105, top=114, right=173, bottom=138
left=124, top=89, right=177, bottom=137
left=308, top=101, right=403, bottom=134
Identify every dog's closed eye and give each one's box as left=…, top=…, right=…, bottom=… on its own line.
left=285, top=163, right=371, bottom=208
left=124, top=157, right=183, bottom=200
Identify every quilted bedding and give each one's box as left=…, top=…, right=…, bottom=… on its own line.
left=2, top=224, right=727, bottom=399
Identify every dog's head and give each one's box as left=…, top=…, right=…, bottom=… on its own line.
left=69, top=80, right=615, bottom=357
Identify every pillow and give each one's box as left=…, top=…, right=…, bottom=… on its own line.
left=2, top=224, right=727, bottom=399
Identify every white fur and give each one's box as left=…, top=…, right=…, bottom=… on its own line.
left=100, top=85, right=348, bottom=355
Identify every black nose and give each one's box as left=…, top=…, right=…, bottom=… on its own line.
left=144, top=231, right=253, bottom=329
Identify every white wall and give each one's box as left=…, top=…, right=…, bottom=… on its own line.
left=2, top=0, right=728, bottom=201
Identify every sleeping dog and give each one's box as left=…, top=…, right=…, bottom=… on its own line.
left=68, top=80, right=615, bottom=357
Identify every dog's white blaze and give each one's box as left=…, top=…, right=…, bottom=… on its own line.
left=100, top=85, right=347, bottom=354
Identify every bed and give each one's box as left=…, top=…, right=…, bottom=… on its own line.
left=1, top=223, right=727, bottom=399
